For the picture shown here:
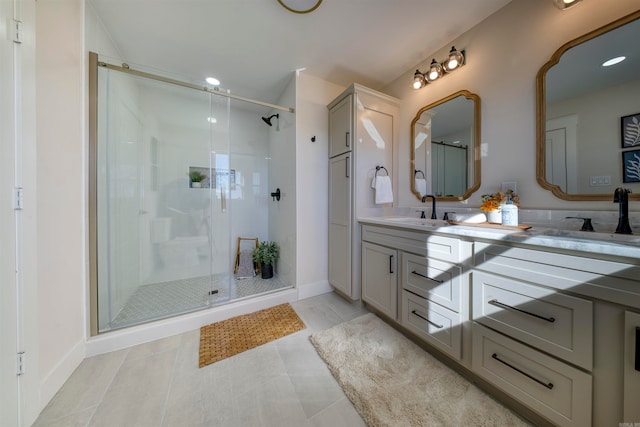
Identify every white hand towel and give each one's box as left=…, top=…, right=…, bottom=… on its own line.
left=371, top=175, right=393, bottom=204
left=414, top=178, right=427, bottom=197
left=450, top=213, right=487, bottom=223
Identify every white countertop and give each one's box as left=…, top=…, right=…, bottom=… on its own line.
left=358, top=216, right=640, bottom=261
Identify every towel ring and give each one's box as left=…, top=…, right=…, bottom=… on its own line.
left=414, top=169, right=425, bottom=178
left=375, top=165, right=389, bottom=177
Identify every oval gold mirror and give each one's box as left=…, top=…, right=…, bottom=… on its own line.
left=410, top=90, right=481, bottom=201
left=536, top=10, right=640, bottom=201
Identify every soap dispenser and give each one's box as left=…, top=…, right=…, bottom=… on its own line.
left=501, top=194, right=518, bottom=226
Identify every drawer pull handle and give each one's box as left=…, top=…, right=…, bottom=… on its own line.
left=411, top=310, right=443, bottom=329
left=635, top=327, right=640, bottom=372
left=389, top=255, right=394, bottom=274
left=411, top=270, right=443, bottom=283
left=492, top=353, right=554, bottom=390
left=488, top=299, right=555, bottom=323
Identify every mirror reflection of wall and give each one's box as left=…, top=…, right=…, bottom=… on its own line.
left=538, top=10, right=640, bottom=200
left=411, top=90, right=480, bottom=201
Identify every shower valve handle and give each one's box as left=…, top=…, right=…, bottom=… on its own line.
left=271, top=188, right=281, bottom=202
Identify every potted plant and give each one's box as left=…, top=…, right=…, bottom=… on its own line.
left=189, top=170, right=206, bottom=188
left=480, top=189, right=520, bottom=223
left=252, top=241, right=280, bottom=279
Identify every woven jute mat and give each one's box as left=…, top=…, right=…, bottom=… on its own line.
left=199, top=303, right=305, bottom=368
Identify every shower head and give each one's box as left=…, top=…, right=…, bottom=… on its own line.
left=262, top=114, right=279, bottom=127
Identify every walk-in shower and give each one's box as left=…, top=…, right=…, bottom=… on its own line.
left=89, top=53, right=294, bottom=334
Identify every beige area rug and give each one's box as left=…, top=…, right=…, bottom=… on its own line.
left=199, top=303, right=305, bottom=368
left=310, top=313, right=530, bottom=427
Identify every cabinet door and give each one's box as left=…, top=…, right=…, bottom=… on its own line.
left=361, top=242, right=397, bottom=319
left=329, top=94, right=352, bottom=158
left=329, top=153, right=352, bottom=296
left=624, top=311, right=640, bottom=422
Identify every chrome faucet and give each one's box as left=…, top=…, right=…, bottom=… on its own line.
left=421, top=194, right=437, bottom=220
left=614, top=187, right=633, bottom=234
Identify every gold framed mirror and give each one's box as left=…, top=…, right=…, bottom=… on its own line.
left=410, top=90, right=481, bottom=201
left=536, top=10, right=640, bottom=201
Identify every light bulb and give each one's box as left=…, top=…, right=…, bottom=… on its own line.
left=426, top=60, right=443, bottom=82
left=412, top=70, right=426, bottom=89
left=444, top=47, right=464, bottom=72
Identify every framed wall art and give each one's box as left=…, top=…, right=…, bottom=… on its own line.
left=622, top=149, right=640, bottom=183
left=621, top=112, right=640, bottom=148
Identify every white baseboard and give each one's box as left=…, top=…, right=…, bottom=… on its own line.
left=85, top=288, right=298, bottom=357
left=39, top=339, right=85, bottom=413
left=297, top=280, right=332, bottom=300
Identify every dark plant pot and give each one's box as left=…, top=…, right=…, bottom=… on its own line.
left=261, top=263, right=274, bottom=279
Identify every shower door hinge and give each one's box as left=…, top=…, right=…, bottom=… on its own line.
left=16, top=352, right=25, bottom=376
left=13, top=187, right=24, bottom=210
left=12, top=20, right=23, bottom=44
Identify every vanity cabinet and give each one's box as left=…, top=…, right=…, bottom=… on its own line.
left=361, top=242, right=397, bottom=319
left=624, top=310, right=640, bottom=422
left=401, top=251, right=466, bottom=360
left=472, top=241, right=640, bottom=426
left=359, top=218, right=640, bottom=426
left=471, top=269, right=593, bottom=426
left=360, top=224, right=472, bottom=361
left=328, top=84, right=399, bottom=300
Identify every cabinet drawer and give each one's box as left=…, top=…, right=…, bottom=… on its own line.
left=474, top=242, right=640, bottom=308
left=472, top=323, right=592, bottom=427
left=402, top=252, right=462, bottom=312
left=472, top=271, right=593, bottom=370
left=402, top=290, right=462, bottom=360
left=361, top=224, right=471, bottom=263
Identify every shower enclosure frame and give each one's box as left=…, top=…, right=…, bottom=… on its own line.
left=88, top=52, right=294, bottom=336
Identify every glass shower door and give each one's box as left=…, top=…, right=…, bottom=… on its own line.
left=96, top=63, right=230, bottom=332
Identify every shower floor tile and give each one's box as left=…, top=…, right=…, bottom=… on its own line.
left=108, top=274, right=290, bottom=330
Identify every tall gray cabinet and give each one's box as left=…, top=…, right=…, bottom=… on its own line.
left=328, top=84, right=399, bottom=300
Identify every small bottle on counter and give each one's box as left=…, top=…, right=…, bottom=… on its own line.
left=501, top=194, right=518, bottom=226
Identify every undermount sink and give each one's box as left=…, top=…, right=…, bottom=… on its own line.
left=532, top=228, right=640, bottom=245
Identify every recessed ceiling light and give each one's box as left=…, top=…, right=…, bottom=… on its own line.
left=207, top=117, right=217, bottom=123
left=206, top=77, right=220, bottom=86
left=602, top=56, right=626, bottom=67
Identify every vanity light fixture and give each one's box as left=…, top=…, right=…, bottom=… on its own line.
left=411, top=46, right=465, bottom=89
left=553, top=0, right=582, bottom=10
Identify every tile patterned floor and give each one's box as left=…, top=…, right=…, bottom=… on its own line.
left=109, top=274, right=291, bottom=330
left=34, top=292, right=369, bottom=427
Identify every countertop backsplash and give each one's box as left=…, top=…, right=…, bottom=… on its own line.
left=393, top=207, right=640, bottom=234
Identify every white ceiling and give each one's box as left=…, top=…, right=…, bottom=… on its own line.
left=89, top=0, right=512, bottom=107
